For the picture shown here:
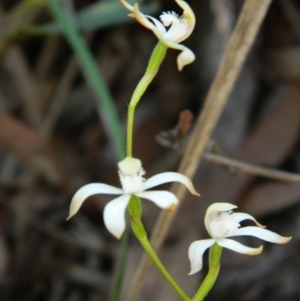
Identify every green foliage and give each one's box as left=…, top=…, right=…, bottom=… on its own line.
left=37, top=0, right=159, bottom=33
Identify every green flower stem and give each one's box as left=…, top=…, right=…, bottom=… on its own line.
left=46, top=0, right=125, bottom=160
left=128, top=196, right=191, bottom=301
left=192, top=244, right=222, bottom=301
left=126, top=42, right=167, bottom=157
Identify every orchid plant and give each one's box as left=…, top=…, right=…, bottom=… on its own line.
left=68, top=1, right=199, bottom=300
left=67, top=1, right=292, bottom=301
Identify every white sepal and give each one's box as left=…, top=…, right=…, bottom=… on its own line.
left=136, top=190, right=178, bottom=209
left=230, top=227, right=292, bottom=244
left=217, top=238, right=263, bottom=255
left=103, top=194, right=131, bottom=239
left=68, top=183, right=123, bottom=220
left=188, top=239, right=215, bottom=275
left=143, top=172, right=199, bottom=196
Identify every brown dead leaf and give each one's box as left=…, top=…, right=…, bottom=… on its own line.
left=207, top=81, right=300, bottom=205
left=0, top=113, right=62, bottom=184
left=237, top=81, right=300, bottom=166
left=241, top=182, right=300, bottom=217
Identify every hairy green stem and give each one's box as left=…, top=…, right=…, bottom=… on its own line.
left=128, top=196, right=191, bottom=301
left=192, top=244, right=222, bottom=301
left=126, top=42, right=167, bottom=157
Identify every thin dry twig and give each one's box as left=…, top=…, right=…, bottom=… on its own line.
left=35, top=36, right=62, bottom=81
left=40, top=34, right=94, bottom=139
left=40, top=56, right=78, bottom=139
left=4, top=47, right=42, bottom=127
left=127, top=0, right=273, bottom=300
left=203, top=153, right=300, bottom=184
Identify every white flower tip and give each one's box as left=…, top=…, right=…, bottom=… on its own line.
left=188, top=266, right=200, bottom=275
left=66, top=214, right=73, bottom=221
left=166, top=203, right=178, bottom=211
left=279, top=236, right=292, bottom=244
left=247, top=245, right=263, bottom=255
left=107, top=223, right=125, bottom=239
left=182, top=176, right=200, bottom=196
left=255, top=221, right=266, bottom=228
left=113, top=232, right=123, bottom=240
left=175, top=0, right=196, bottom=25
left=118, top=157, right=142, bottom=176
left=189, top=188, right=200, bottom=197
left=119, top=0, right=134, bottom=12
left=67, top=197, right=82, bottom=221
left=192, top=189, right=200, bottom=197
left=184, top=181, right=200, bottom=197
left=106, top=224, right=124, bottom=239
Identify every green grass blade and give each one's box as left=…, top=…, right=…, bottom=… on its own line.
left=39, top=0, right=159, bottom=33
left=46, top=0, right=125, bottom=160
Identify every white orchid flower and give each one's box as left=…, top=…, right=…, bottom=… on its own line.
left=119, top=0, right=196, bottom=71
left=68, top=157, right=199, bottom=239
left=188, top=202, right=291, bottom=275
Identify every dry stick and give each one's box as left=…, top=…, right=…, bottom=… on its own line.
left=40, top=56, right=78, bottom=139
left=35, top=36, right=62, bottom=81
left=39, top=34, right=94, bottom=139
left=4, top=47, right=42, bottom=127
left=203, top=153, right=300, bottom=184
left=126, top=1, right=273, bottom=300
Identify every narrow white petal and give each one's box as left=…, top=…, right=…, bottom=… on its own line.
left=103, top=194, right=131, bottom=239
left=188, top=239, right=215, bottom=275
left=133, top=4, right=157, bottom=32
left=230, top=227, right=292, bottom=244
left=175, top=0, right=196, bottom=31
left=143, top=172, right=199, bottom=196
left=231, top=212, right=264, bottom=227
left=68, top=183, right=123, bottom=219
left=136, top=190, right=178, bottom=209
left=217, top=238, right=263, bottom=255
left=119, top=0, right=134, bottom=12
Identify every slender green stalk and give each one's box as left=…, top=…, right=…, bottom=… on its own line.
left=126, top=42, right=167, bottom=157
left=128, top=196, right=191, bottom=301
left=46, top=0, right=125, bottom=160
left=192, top=244, right=222, bottom=301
